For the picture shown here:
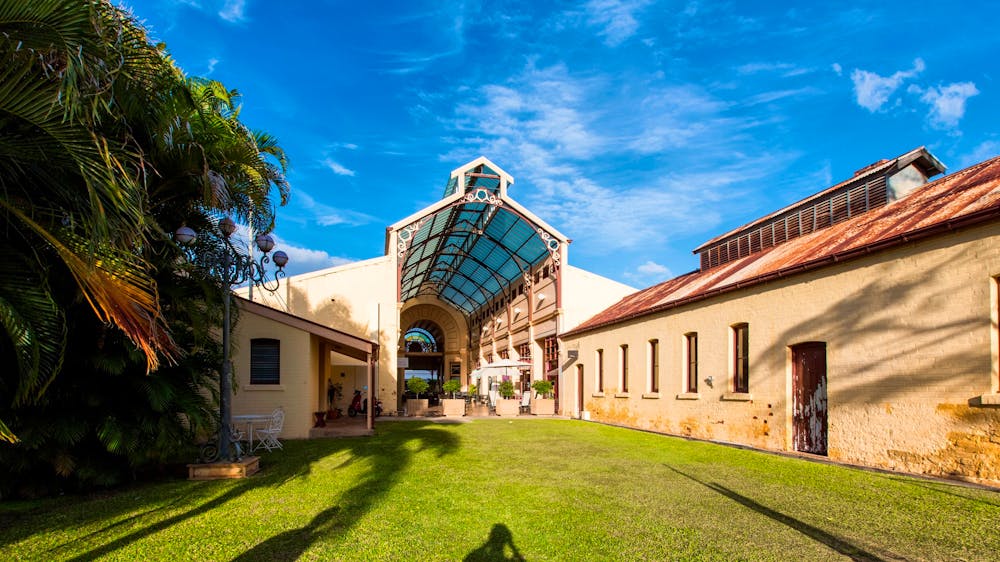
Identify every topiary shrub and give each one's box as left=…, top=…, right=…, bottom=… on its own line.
left=406, top=377, right=429, bottom=396
left=499, top=380, right=515, bottom=399
left=531, top=379, right=554, bottom=398
left=442, top=379, right=462, bottom=398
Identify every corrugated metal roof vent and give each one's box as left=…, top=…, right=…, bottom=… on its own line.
left=854, top=159, right=889, bottom=177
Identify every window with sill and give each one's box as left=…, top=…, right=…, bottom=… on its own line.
left=685, top=332, right=698, bottom=393
left=596, top=348, right=604, bottom=393
left=250, top=338, right=280, bottom=385
left=543, top=336, right=558, bottom=373
left=620, top=344, right=629, bottom=393
left=648, top=339, right=659, bottom=393
left=732, top=323, right=749, bottom=393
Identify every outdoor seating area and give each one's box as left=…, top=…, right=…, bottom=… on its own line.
left=232, top=408, right=284, bottom=453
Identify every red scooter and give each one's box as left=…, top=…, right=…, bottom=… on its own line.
left=347, top=390, right=363, bottom=417
left=347, top=390, right=383, bottom=417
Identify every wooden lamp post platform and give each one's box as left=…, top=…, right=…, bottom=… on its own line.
left=187, top=456, right=260, bottom=480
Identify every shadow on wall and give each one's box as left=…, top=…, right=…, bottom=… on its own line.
left=287, top=285, right=396, bottom=405
left=755, top=239, right=990, bottom=406
left=287, top=286, right=372, bottom=340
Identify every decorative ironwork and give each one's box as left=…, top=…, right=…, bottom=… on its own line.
left=175, top=219, right=288, bottom=463
left=536, top=227, right=561, bottom=276
left=462, top=187, right=504, bottom=206
left=397, top=217, right=429, bottom=259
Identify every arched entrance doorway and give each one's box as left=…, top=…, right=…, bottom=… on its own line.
left=400, top=320, right=445, bottom=405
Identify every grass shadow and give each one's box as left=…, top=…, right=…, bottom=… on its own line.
left=64, top=482, right=255, bottom=561
left=664, top=465, right=885, bottom=562
left=463, top=523, right=525, bottom=562
left=231, top=423, right=459, bottom=560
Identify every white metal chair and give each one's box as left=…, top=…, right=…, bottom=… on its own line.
left=519, top=391, right=530, bottom=414
left=254, top=408, right=284, bottom=452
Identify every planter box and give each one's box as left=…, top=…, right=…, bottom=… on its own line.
left=187, top=456, right=259, bottom=480
left=495, top=398, right=520, bottom=417
left=406, top=398, right=429, bottom=417
left=530, top=398, right=555, bottom=416
left=442, top=398, right=466, bottom=417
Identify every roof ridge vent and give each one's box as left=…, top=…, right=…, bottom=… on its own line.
left=854, top=159, right=890, bottom=177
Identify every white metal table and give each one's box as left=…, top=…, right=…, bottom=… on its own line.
left=232, top=414, right=271, bottom=453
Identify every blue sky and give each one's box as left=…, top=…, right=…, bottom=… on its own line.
left=134, top=0, right=1000, bottom=287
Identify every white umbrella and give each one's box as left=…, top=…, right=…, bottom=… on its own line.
left=476, top=359, right=531, bottom=402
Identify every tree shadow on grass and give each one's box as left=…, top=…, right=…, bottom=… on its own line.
left=870, top=472, right=1000, bottom=508
left=664, top=465, right=885, bottom=562
left=463, top=523, right=525, bottom=562
left=63, top=482, right=255, bottom=561
left=231, top=422, right=459, bottom=561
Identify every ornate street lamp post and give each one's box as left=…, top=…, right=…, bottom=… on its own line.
left=175, top=218, right=288, bottom=462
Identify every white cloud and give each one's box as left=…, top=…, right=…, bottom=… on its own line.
left=744, top=87, right=821, bottom=106
left=583, top=0, right=651, bottom=46
left=270, top=234, right=354, bottom=276
left=436, top=61, right=791, bottom=253
left=206, top=57, right=219, bottom=74
left=831, top=63, right=842, bottom=76
left=294, top=190, right=376, bottom=227
left=623, top=260, right=672, bottom=286
left=321, top=158, right=356, bottom=177
left=380, top=9, right=467, bottom=74
left=218, top=0, right=247, bottom=23
left=850, top=58, right=924, bottom=112
left=909, top=81, right=979, bottom=130
left=958, top=140, right=1000, bottom=169
left=736, top=62, right=795, bottom=75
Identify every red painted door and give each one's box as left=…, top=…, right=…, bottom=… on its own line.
left=792, top=342, right=828, bottom=455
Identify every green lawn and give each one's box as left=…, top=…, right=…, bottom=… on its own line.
left=2, top=419, right=998, bottom=561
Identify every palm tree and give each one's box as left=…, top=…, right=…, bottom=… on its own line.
left=0, top=2, right=291, bottom=492
left=0, top=1, right=289, bottom=445
left=0, top=0, right=179, bottom=442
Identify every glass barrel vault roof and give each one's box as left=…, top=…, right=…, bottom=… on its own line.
left=398, top=162, right=560, bottom=315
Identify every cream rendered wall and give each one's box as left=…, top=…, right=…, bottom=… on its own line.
left=231, top=311, right=318, bottom=439
left=560, top=264, right=636, bottom=331
left=243, top=256, right=398, bottom=417
left=565, top=223, right=1000, bottom=485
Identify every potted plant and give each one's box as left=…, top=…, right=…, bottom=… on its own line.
left=495, top=379, right=520, bottom=417
left=326, top=381, right=343, bottom=420
left=441, top=379, right=465, bottom=417
left=406, top=377, right=430, bottom=416
left=530, top=379, right=556, bottom=415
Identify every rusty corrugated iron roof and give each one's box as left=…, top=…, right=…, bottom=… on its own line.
left=692, top=146, right=945, bottom=253
left=564, top=154, right=1000, bottom=338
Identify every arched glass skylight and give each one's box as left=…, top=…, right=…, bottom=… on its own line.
left=404, top=327, right=438, bottom=352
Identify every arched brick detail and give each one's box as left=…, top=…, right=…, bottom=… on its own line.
left=399, top=299, right=468, bottom=354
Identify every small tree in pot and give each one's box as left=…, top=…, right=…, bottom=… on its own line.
left=406, top=377, right=430, bottom=416
left=443, top=379, right=462, bottom=398
left=530, top=379, right=556, bottom=415
left=531, top=379, right=554, bottom=398
left=499, top=380, right=515, bottom=399
left=495, top=380, right=519, bottom=417
left=441, top=379, right=465, bottom=417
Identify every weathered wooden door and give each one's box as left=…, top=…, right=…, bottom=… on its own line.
left=576, top=366, right=584, bottom=418
left=792, top=342, right=828, bottom=455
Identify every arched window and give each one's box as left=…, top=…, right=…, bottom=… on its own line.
left=404, top=327, right=438, bottom=352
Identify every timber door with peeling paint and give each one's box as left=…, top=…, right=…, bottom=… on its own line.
left=792, top=342, right=828, bottom=455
